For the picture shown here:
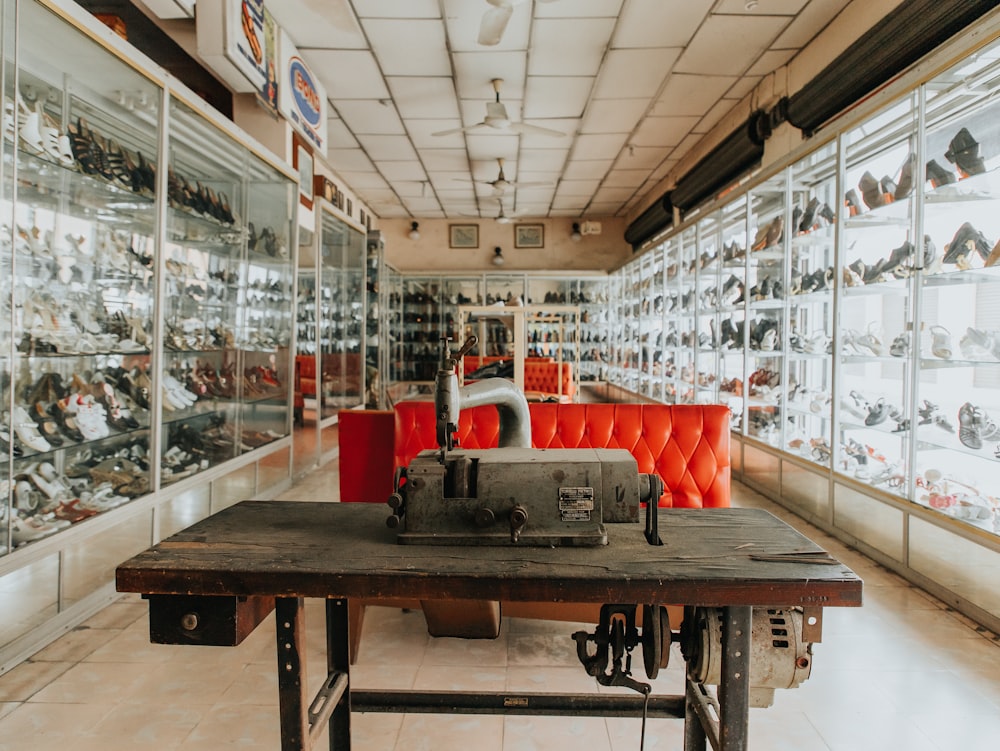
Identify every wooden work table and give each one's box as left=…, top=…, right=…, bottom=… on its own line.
left=117, top=502, right=862, bottom=751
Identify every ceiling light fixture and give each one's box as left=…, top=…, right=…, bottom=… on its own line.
left=745, top=0, right=759, bottom=10
left=492, top=247, right=505, bottom=266
left=570, top=222, right=582, bottom=243
left=408, top=221, right=421, bottom=240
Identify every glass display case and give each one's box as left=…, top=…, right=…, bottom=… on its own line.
left=6, top=1, right=161, bottom=546
left=606, top=25, right=1000, bottom=636
left=159, top=97, right=294, bottom=486
left=913, top=45, right=1000, bottom=533
left=0, top=0, right=296, bottom=674
left=836, top=95, right=917, bottom=495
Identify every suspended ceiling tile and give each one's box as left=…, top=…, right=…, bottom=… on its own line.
left=394, top=180, right=434, bottom=198
left=593, top=48, right=680, bottom=99
left=452, top=54, right=526, bottom=99
left=403, top=196, right=445, bottom=212
left=631, top=115, right=700, bottom=148
left=614, top=146, right=672, bottom=169
left=581, top=98, right=649, bottom=134
left=524, top=77, right=593, bottom=119
left=341, top=172, right=391, bottom=190
left=518, top=148, right=570, bottom=172
left=352, top=0, right=440, bottom=19
left=574, top=133, right=630, bottom=161
left=773, top=0, right=851, bottom=48
left=650, top=159, right=678, bottom=181
left=725, top=76, right=763, bottom=102
left=552, top=195, right=593, bottom=211
left=673, top=15, right=789, bottom=76
left=378, top=161, right=429, bottom=181
left=586, top=201, right=623, bottom=215
left=528, top=19, right=615, bottom=78
left=535, top=0, right=624, bottom=19
left=327, top=148, right=377, bottom=172
left=603, top=168, right=652, bottom=188
left=557, top=179, right=602, bottom=197
left=465, top=133, right=521, bottom=161
left=305, top=50, right=389, bottom=99
left=670, top=133, right=705, bottom=163
left=695, top=100, right=736, bottom=136
left=387, top=77, right=461, bottom=119
left=562, top=159, right=615, bottom=180
left=407, top=120, right=467, bottom=147
left=266, top=0, right=365, bottom=48
left=419, top=149, right=470, bottom=171
left=429, top=171, right=472, bottom=187
left=334, top=100, right=406, bottom=135
left=325, top=118, right=360, bottom=148
left=592, top=185, right=636, bottom=203
left=616, top=0, right=713, bottom=48
left=372, top=205, right=409, bottom=217
left=651, top=74, right=738, bottom=117
left=355, top=134, right=418, bottom=161
left=746, top=48, right=796, bottom=77
left=714, top=0, right=808, bottom=14
left=364, top=20, right=451, bottom=76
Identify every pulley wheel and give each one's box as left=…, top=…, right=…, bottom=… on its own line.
left=641, top=604, right=671, bottom=679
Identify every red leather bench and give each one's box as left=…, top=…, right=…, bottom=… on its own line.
left=337, top=401, right=730, bottom=658
left=462, top=356, right=575, bottom=402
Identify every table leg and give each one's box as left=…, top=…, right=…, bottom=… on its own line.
left=326, top=599, right=351, bottom=749
left=683, top=679, right=708, bottom=751
left=718, top=605, right=752, bottom=750
left=276, top=597, right=309, bottom=751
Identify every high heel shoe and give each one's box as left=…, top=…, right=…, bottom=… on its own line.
left=925, top=159, right=956, bottom=188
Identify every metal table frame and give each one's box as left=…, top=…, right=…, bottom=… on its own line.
left=118, top=502, right=862, bottom=751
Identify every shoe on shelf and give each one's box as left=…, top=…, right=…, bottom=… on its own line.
left=944, top=127, right=986, bottom=177
left=894, top=153, right=915, bottom=200
left=958, top=402, right=983, bottom=450
left=943, top=222, right=992, bottom=264
left=925, top=159, right=956, bottom=188
left=929, top=325, right=953, bottom=359
left=844, top=189, right=864, bottom=216
left=859, top=171, right=885, bottom=209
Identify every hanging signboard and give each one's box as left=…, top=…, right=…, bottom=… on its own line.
left=278, top=28, right=328, bottom=153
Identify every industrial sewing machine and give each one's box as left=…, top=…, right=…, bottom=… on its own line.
left=384, top=335, right=817, bottom=713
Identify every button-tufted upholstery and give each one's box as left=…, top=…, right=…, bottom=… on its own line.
left=389, top=401, right=730, bottom=507
left=461, top=357, right=574, bottom=401
left=337, top=400, right=731, bottom=658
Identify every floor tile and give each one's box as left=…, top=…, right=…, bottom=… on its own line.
left=0, top=661, right=74, bottom=702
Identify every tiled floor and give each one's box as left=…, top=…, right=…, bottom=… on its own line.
left=0, top=469, right=998, bottom=750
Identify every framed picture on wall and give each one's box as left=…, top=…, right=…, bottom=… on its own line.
left=449, top=224, right=479, bottom=248
left=515, top=223, right=544, bottom=248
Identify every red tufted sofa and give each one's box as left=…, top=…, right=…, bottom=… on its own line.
left=337, top=401, right=730, bottom=658
left=462, top=356, right=575, bottom=402
left=342, top=401, right=731, bottom=508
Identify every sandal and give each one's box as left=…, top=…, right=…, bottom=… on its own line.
left=929, top=325, right=952, bottom=359
left=889, top=332, right=910, bottom=358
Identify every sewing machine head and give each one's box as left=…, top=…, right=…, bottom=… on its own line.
left=386, top=335, right=662, bottom=546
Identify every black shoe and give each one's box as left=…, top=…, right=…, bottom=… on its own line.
left=944, top=222, right=991, bottom=264
left=945, top=127, right=986, bottom=176
left=925, top=159, right=956, bottom=188
left=798, top=197, right=819, bottom=233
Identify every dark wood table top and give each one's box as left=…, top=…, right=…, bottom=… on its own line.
left=116, top=502, right=862, bottom=608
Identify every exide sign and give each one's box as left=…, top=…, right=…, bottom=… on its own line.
left=289, top=57, right=321, bottom=128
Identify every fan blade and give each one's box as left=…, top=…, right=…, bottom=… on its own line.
left=432, top=122, right=489, bottom=137
left=511, top=180, right=553, bottom=188
left=478, top=4, right=513, bottom=46
left=509, top=121, right=566, bottom=138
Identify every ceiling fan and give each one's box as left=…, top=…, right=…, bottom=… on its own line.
left=473, top=158, right=553, bottom=195
left=479, top=0, right=560, bottom=46
left=432, top=78, right=565, bottom=138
